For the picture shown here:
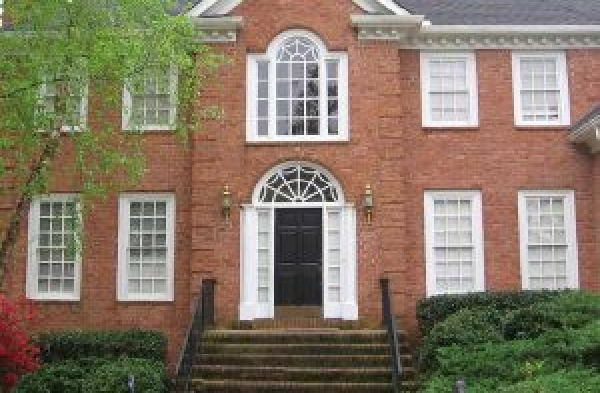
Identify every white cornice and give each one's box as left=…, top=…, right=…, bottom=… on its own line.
left=570, top=113, right=600, bottom=153
left=351, top=14, right=425, bottom=40
left=192, top=16, right=243, bottom=42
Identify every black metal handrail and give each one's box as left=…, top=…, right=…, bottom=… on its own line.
left=380, top=277, right=403, bottom=393
left=174, top=279, right=216, bottom=392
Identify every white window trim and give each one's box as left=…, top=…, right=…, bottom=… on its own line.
left=117, top=193, right=176, bottom=302
left=122, top=66, right=178, bottom=132
left=39, top=79, right=88, bottom=132
left=420, top=51, right=479, bottom=128
left=518, top=190, right=579, bottom=290
left=26, top=194, right=82, bottom=301
left=424, top=190, right=485, bottom=297
left=512, top=51, right=571, bottom=127
left=246, top=30, right=349, bottom=143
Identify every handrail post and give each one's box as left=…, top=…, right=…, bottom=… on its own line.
left=202, top=279, right=216, bottom=328
left=380, top=277, right=402, bottom=393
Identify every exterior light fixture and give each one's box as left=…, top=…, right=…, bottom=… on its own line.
left=222, top=185, right=232, bottom=221
left=364, top=184, right=374, bottom=224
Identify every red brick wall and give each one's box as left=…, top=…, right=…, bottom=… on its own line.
left=2, top=0, right=600, bottom=366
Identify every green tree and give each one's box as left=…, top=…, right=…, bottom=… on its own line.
left=0, top=0, right=223, bottom=282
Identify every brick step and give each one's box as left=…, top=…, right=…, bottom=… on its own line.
left=203, top=329, right=392, bottom=344
left=193, top=364, right=391, bottom=383
left=197, top=353, right=394, bottom=367
left=199, top=342, right=391, bottom=355
left=236, top=318, right=367, bottom=330
left=192, top=379, right=395, bottom=392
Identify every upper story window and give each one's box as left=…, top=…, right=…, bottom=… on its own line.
left=122, top=67, right=178, bottom=131
left=512, top=51, right=570, bottom=127
left=39, top=75, right=88, bottom=131
left=247, top=30, right=348, bottom=142
left=27, top=194, right=81, bottom=301
left=421, top=52, right=478, bottom=128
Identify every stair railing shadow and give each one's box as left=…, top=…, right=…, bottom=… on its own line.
left=380, top=277, right=403, bottom=393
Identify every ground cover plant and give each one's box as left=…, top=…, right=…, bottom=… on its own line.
left=417, top=290, right=600, bottom=392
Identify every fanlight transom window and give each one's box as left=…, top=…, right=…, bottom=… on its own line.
left=257, top=164, right=340, bottom=204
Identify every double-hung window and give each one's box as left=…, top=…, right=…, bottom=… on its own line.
left=39, top=75, right=88, bottom=131
left=512, top=51, right=570, bottom=126
left=424, top=191, right=485, bottom=296
left=421, top=52, right=478, bottom=127
left=123, top=67, right=178, bottom=131
left=27, top=195, right=81, bottom=301
left=518, top=190, right=578, bottom=290
left=247, top=30, right=348, bottom=142
left=118, top=194, right=175, bottom=301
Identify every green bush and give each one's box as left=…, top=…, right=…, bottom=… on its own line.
left=416, top=290, right=568, bottom=335
left=36, top=330, right=167, bottom=363
left=15, top=358, right=168, bottom=393
left=81, top=358, right=168, bottom=393
left=498, top=368, right=600, bottom=393
left=419, top=307, right=504, bottom=369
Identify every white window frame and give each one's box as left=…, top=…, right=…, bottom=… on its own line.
left=39, top=78, right=88, bottom=132
left=512, top=51, right=570, bottom=127
left=421, top=51, right=479, bottom=128
left=122, top=66, right=178, bottom=132
left=518, top=190, right=579, bottom=290
left=246, top=30, right=349, bottom=143
left=117, top=193, right=176, bottom=302
left=27, top=194, right=82, bottom=301
left=424, top=190, right=485, bottom=296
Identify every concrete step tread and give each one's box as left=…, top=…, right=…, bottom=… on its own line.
left=206, top=329, right=389, bottom=335
left=195, top=364, right=392, bottom=373
left=192, top=379, right=394, bottom=390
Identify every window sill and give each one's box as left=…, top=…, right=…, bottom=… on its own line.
left=423, top=126, right=480, bottom=132
left=246, top=137, right=350, bottom=145
left=28, top=296, right=80, bottom=303
left=515, top=125, right=570, bottom=131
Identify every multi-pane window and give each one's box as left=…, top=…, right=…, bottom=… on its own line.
left=27, top=195, right=80, bottom=300
left=39, top=76, right=87, bottom=131
left=518, top=191, right=578, bottom=290
left=123, top=67, right=177, bottom=131
left=421, top=52, right=478, bottom=127
left=247, top=31, right=348, bottom=142
left=424, top=191, right=484, bottom=296
left=118, top=194, right=175, bottom=301
left=512, top=52, right=570, bottom=126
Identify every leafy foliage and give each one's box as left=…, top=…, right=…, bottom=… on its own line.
left=419, top=291, right=600, bottom=392
left=0, top=295, right=39, bottom=390
left=36, top=329, right=167, bottom=363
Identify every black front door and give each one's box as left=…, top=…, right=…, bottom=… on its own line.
left=275, top=208, right=323, bottom=306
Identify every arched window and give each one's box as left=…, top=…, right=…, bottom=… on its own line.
left=247, top=30, right=348, bottom=142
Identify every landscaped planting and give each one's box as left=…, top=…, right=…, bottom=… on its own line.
left=15, top=330, right=169, bottom=393
left=417, top=291, right=600, bottom=392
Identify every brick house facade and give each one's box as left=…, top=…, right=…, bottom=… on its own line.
left=3, top=0, right=600, bottom=366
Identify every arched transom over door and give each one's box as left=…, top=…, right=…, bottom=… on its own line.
left=241, top=162, right=358, bottom=321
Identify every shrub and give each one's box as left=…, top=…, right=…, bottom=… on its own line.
left=0, top=295, right=39, bottom=390
left=14, top=360, right=88, bottom=393
left=81, top=358, right=167, bottom=393
left=498, top=368, right=600, bottom=393
left=416, top=290, right=567, bottom=335
left=36, top=330, right=167, bottom=363
left=419, top=307, right=504, bottom=369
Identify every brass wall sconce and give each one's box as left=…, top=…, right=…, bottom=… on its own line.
left=364, top=184, right=374, bottom=224
left=222, top=185, right=232, bottom=221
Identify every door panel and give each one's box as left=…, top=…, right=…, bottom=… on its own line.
left=275, top=208, right=323, bottom=306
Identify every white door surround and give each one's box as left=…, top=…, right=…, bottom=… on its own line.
left=240, top=161, right=358, bottom=320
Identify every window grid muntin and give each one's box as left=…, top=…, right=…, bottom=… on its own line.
left=326, top=60, right=339, bottom=135
left=131, top=68, right=174, bottom=127
left=275, top=37, right=321, bottom=136
left=525, top=196, right=569, bottom=289
left=256, top=61, right=270, bottom=136
left=35, top=199, right=78, bottom=296
left=257, top=209, right=271, bottom=303
left=40, top=77, right=86, bottom=130
left=428, top=58, right=470, bottom=123
left=258, top=164, right=339, bottom=204
left=126, top=200, right=169, bottom=296
left=327, top=210, right=342, bottom=302
left=519, top=57, right=560, bottom=122
left=431, top=197, right=477, bottom=294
